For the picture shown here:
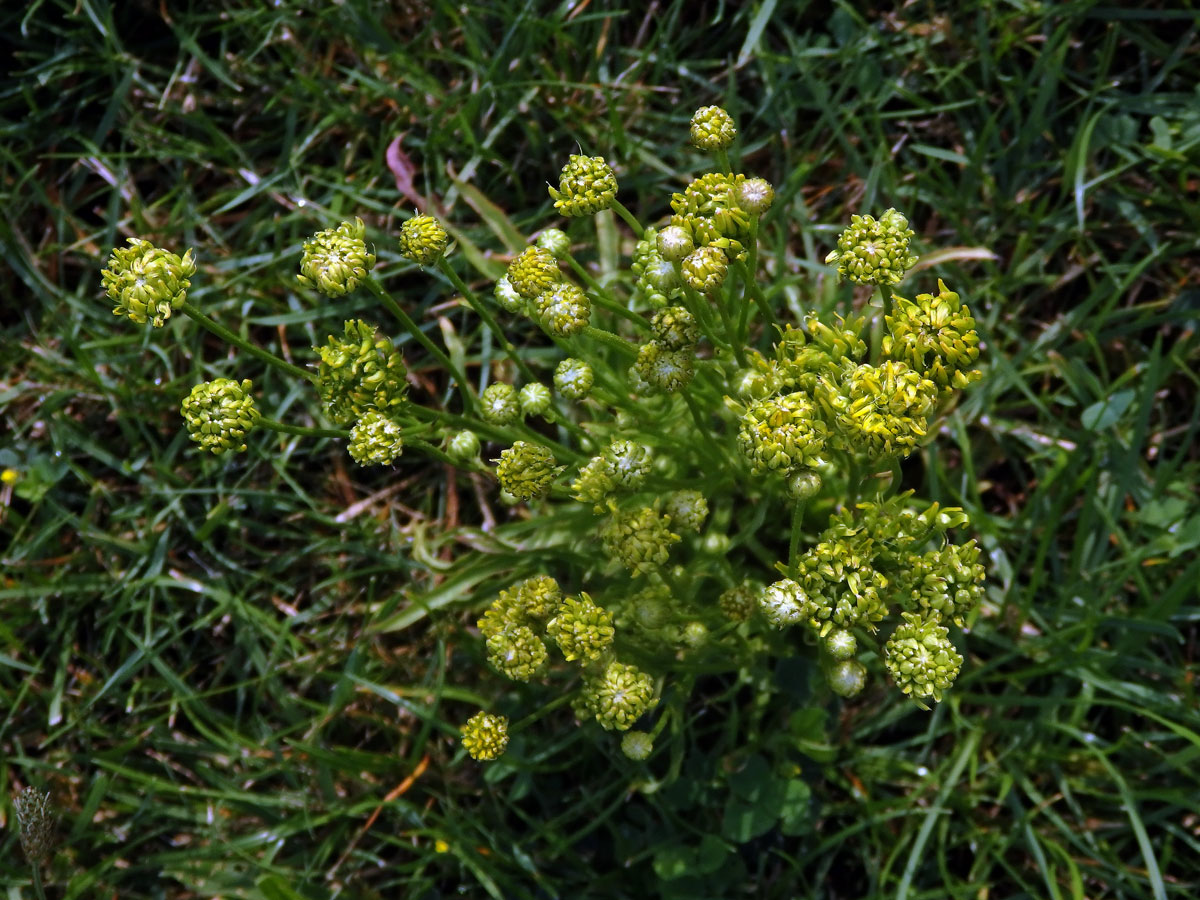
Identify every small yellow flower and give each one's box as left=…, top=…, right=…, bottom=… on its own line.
left=1, top=468, right=19, bottom=486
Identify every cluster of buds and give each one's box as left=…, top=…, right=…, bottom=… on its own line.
left=315, top=319, right=408, bottom=426
left=549, top=154, right=618, bottom=217
left=397, top=213, right=449, bottom=267
left=494, top=441, right=559, bottom=502
left=824, top=208, right=918, bottom=286
left=348, top=410, right=404, bottom=466
left=461, top=711, right=509, bottom=761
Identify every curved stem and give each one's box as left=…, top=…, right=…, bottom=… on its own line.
left=731, top=259, right=777, bottom=336
left=179, top=301, right=314, bottom=383
left=363, top=277, right=476, bottom=415
left=580, top=325, right=637, bottom=357
left=435, top=258, right=538, bottom=383
left=609, top=199, right=644, bottom=238
left=788, top=500, right=807, bottom=578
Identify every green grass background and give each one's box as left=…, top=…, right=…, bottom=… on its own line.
left=2, top=0, right=1199, bottom=897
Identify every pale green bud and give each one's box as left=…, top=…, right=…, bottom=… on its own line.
left=554, top=358, right=594, bottom=400
left=649, top=306, right=699, bottom=351
left=736, top=177, right=775, bottom=216
left=824, top=628, right=857, bottom=661
left=446, top=429, right=481, bottom=464
left=634, top=341, right=695, bottom=394
left=759, top=578, right=811, bottom=628
left=664, top=489, right=708, bottom=533
left=656, top=225, right=694, bottom=262
left=601, top=507, right=681, bottom=575
left=604, top=439, right=652, bottom=488
left=519, top=382, right=553, bottom=418
left=479, top=382, right=521, bottom=425
left=494, top=275, right=526, bottom=314
left=536, top=227, right=571, bottom=259
left=621, top=731, right=654, bottom=761
left=828, top=659, right=868, bottom=698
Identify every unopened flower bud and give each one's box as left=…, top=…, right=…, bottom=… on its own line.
left=736, top=177, right=774, bottom=216
left=547, top=593, right=615, bottom=662
left=461, top=711, right=508, bottom=761
left=297, top=217, right=376, bottom=297
left=494, top=440, right=558, bottom=502
left=656, top=225, right=694, bottom=262
left=446, top=429, right=481, bottom=464
left=101, top=238, right=196, bottom=327
left=649, top=306, right=699, bottom=351
left=664, top=489, right=708, bottom=533
left=554, top=358, right=594, bottom=400
left=14, top=787, right=54, bottom=862
left=493, top=275, right=526, bottom=314
left=824, top=628, right=857, bottom=660
left=480, top=382, right=521, bottom=425
left=536, top=282, right=592, bottom=337
left=828, top=659, right=868, bottom=698
left=825, top=208, right=918, bottom=287
left=181, top=378, right=260, bottom=454
left=690, top=106, right=737, bottom=151
left=549, top=154, right=618, bottom=216
left=507, top=246, right=561, bottom=299
left=397, top=213, right=449, bottom=266
left=681, top=245, right=728, bottom=293
left=518, top=382, right=553, bottom=417
left=621, top=731, right=654, bottom=761
left=536, top=228, right=571, bottom=259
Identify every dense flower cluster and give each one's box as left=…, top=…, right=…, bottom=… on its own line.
left=101, top=238, right=196, bottom=326
left=315, top=319, right=408, bottom=426
left=180, top=378, right=260, bottom=454
left=297, top=217, right=376, bottom=297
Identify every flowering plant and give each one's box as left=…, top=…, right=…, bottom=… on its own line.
left=100, top=107, right=985, bottom=764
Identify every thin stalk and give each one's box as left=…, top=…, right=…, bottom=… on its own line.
left=31, top=866, right=46, bottom=900
left=712, top=288, right=746, bottom=366
left=363, top=277, right=476, bottom=414
left=179, top=300, right=314, bottom=383
left=435, top=258, right=538, bottom=383
left=714, top=148, right=732, bottom=174
left=609, top=199, right=644, bottom=238
left=680, top=284, right=730, bottom=351
left=869, top=285, right=891, bottom=365
left=258, top=418, right=348, bottom=440
left=562, top=254, right=649, bottom=332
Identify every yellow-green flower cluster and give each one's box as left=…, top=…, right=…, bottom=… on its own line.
left=601, top=507, right=681, bottom=575
left=664, top=489, right=708, bottom=533
left=689, top=105, right=737, bottom=151
left=101, top=238, right=196, bottom=327
left=821, top=360, right=939, bottom=460
left=477, top=575, right=564, bottom=639
left=297, top=217, right=376, bottom=297
left=397, top=213, right=449, bottom=267
left=348, top=410, right=404, bottom=466
left=719, top=582, right=760, bottom=622
left=181, top=378, right=260, bottom=454
left=824, top=208, right=918, bottom=286
left=494, top=440, right=558, bottom=502
left=546, top=593, right=615, bottom=662
left=737, top=392, right=828, bottom=475
left=549, top=154, right=618, bottom=217
left=572, top=456, right=617, bottom=511
left=604, top=439, right=652, bottom=488
left=536, top=282, right=592, bottom=337
left=893, top=540, right=986, bottom=627
left=758, top=578, right=813, bottom=629
left=315, top=319, right=408, bottom=426
left=633, top=342, right=696, bottom=394
left=461, top=711, right=508, bottom=761
left=579, top=661, right=657, bottom=731
left=884, top=279, right=982, bottom=394
left=507, top=246, right=561, bottom=299
left=883, top=612, right=963, bottom=703
left=681, top=244, right=728, bottom=294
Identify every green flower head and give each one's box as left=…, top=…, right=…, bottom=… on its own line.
left=824, top=628, right=858, bottom=661
left=825, top=208, right=918, bottom=287
left=536, top=227, right=571, bottom=259
left=507, top=246, right=561, bottom=300
left=736, top=177, right=775, bottom=216
left=461, top=711, right=509, bottom=761
left=828, top=659, right=868, bottom=698
left=601, top=507, right=681, bottom=575
left=348, top=411, right=404, bottom=466
left=549, top=154, right=618, bottom=216
left=518, top=382, right=553, bottom=418
left=494, top=440, right=558, bottom=502
left=486, top=623, right=548, bottom=682
left=181, top=378, right=260, bottom=454
left=397, top=213, right=449, bottom=267
left=479, top=382, right=521, bottom=425
left=493, top=275, right=527, bottom=314
left=512, top=574, right=563, bottom=620
left=546, top=592, right=615, bottom=662
left=446, top=429, right=481, bottom=465
left=583, top=660, right=657, bottom=731
left=650, top=306, right=699, bottom=351
left=664, top=489, right=708, bottom=533
left=689, top=105, right=737, bottom=151
left=297, top=217, right=376, bottom=297
left=884, top=612, right=964, bottom=704
left=656, top=225, right=695, bottom=262
left=719, top=582, right=761, bottom=623
left=572, top=455, right=617, bottom=511
left=315, top=319, right=409, bottom=426
left=536, top=282, right=592, bottom=337
left=101, top=238, right=197, bottom=327
left=554, top=358, right=594, bottom=401
left=759, top=578, right=812, bottom=629
left=621, top=731, right=654, bottom=761
left=634, top=341, right=695, bottom=394
left=603, top=439, right=652, bottom=488
left=822, top=361, right=938, bottom=460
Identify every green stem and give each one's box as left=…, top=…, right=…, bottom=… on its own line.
left=714, top=148, right=732, bottom=174
left=580, top=325, right=637, bottom=357
left=788, top=500, right=807, bottom=578
left=436, top=258, right=538, bottom=383
left=179, top=301, right=314, bottom=383
left=609, top=199, right=644, bottom=238
left=680, top=284, right=730, bottom=352
left=363, top=277, right=477, bottom=415
left=869, top=286, right=891, bottom=365
left=563, top=254, right=649, bottom=332
left=31, top=865, right=46, bottom=900
left=712, top=288, right=745, bottom=366
left=258, top=418, right=349, bottom=440
left=731, top=259, right=777, bottom=337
